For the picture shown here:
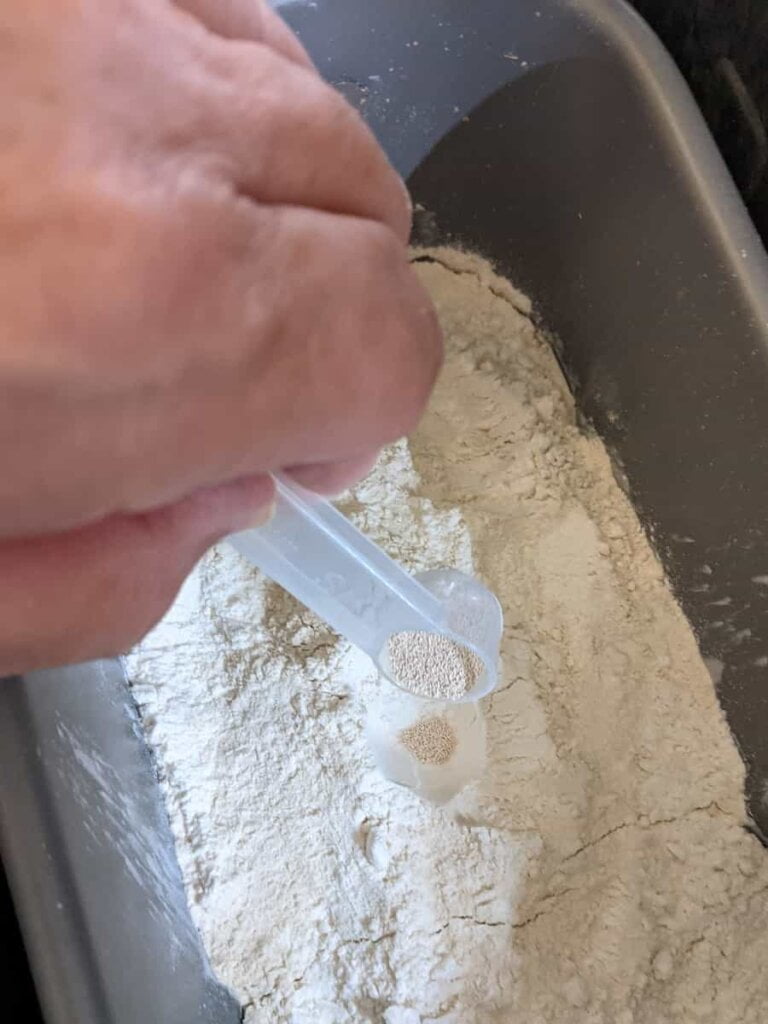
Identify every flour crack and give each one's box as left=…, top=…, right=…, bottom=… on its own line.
left=560, top=802, right=728, bottom=865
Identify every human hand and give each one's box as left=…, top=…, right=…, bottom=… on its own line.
left=0, top=0, right=441, bottom=674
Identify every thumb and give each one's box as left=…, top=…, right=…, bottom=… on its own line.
left=0, top=474, right=274, bottom=675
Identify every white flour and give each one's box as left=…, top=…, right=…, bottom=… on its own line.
left=127, top=249, right=768, bottom=1023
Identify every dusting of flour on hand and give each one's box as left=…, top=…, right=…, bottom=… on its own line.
left=127, top=248, right=768, bottom=1023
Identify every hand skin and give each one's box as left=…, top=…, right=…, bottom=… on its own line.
left=0, top=0, right=441, bottom=675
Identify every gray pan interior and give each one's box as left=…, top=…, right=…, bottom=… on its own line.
left=2, top=2, right=767, bottom=1022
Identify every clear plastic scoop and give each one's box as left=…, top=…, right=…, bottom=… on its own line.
left=229, top=474, right=503, bottom=702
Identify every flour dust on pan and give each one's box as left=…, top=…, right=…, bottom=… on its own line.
left=127, top=248, right=768, bottom=1023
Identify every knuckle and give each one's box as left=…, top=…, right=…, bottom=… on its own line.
left=303, top=82, right=407, bottom=230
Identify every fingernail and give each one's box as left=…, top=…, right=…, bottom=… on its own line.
left=247, top=500, right=276, bottom=529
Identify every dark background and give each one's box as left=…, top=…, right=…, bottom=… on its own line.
left=3, top=1, right=768, bottom=1019
left=632, top=0, right=768, bottom=243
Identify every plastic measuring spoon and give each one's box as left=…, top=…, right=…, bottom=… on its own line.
left=229, top=474, right=503, bottom=702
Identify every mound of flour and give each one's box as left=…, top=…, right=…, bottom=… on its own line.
left=127, top=249, right=768, bottom=1023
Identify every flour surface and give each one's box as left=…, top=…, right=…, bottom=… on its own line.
left=127, top=248, right=768, bottom=1023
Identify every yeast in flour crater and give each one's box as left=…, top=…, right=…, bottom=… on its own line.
left=398, top=714, right=457, bottom=766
